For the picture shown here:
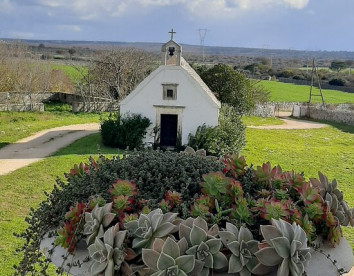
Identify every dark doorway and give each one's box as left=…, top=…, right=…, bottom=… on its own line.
left=160, top=114, right=178, bottom=147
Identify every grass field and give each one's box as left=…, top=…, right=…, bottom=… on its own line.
left=0, top=111, right=101, bottom=149
left=0, top=117, right=353, bottom=275
left=259, top=80, right=354, bottom=103
left=51, top=64, right=87, bottom=82
left=0, top=133, right=118, bottom=276
left=242, top=116, right=284, bottom=126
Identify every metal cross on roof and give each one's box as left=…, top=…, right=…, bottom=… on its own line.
left=169, top=28, right=176, bottom=40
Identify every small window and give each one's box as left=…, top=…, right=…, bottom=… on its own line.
left=167, top=89, right=174, bottom=98
left=162, top=84, right=178, bottom=100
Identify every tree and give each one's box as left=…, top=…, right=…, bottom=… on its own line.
left=73, top=48, right=156, bottom=108
left=0, top=42, right=73, bottom=109
left=195, top=63, right=268, bottom=115
left=68, top=48, right=76, bottom=59
left=330, top=60, right=347, bottom=72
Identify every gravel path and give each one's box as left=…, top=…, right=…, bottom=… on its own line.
left=248, top=117, right=328, bottom=130
left=0, top=123, right=100, bottom=176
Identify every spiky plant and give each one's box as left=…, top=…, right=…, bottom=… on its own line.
left=83, top=202, right=116, bottom=245
left=179, top=217, right=228, bottom=275
left=219, top=223, right=259, bottom=275
left=253, top=219, right=311, bottom=276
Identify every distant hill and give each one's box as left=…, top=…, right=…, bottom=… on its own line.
left=2, top=38, right=354, bottom=61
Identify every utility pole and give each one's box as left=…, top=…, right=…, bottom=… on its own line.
left=198, top=28, right=208, bottom=62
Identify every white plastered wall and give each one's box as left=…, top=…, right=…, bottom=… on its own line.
left=120, top=65, right=219, bottom=145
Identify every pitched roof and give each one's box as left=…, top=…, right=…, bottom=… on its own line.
left=180, top=57, right=221, bottom=108
left=120, top=57, right=221, bottom=109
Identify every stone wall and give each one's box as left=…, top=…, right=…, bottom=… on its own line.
left=72, top=102, right=119, bottom=113
left=293, top=104, right=354, bottom=126
left=0, top=103, right=44, bottom=112
left=0, top=92, right=81, bottom=105
left=250, top=104, right=275, bottom=117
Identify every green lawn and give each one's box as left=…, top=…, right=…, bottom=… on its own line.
left=51, top=64, right=87, bottom=82
left=259, top=80, right=354, bottom=104
left=0, top=117, right=353, bottom=275
left=242, top=116, right=284, bottom=126
left=0, top=111, right=101, bottom=149
left=0, top=133, right=118, bottom=276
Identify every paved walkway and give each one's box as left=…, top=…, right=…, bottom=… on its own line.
left=0, top=123, right=100, bottom=176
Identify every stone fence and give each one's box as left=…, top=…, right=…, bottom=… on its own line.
left=0, top=103, right=44, bottom=112
left=72, top=102, right=119, bottom=113
left=293, top=104, right=354, bottom=126
left=0, top=92, right=119, bottom=112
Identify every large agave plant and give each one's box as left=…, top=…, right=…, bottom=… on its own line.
left=125, top=208, right=179, bottom=250
left=219, top=223, right=259, bottom=276
left=88, top=224, right=127, bottom=276
left=142, top=237, right=204, bottom=276
left=253, top=219, right=311, bottom=276
left=179, top=216, right=228, bottom=275
left=311, top=172, right=354, bottom=226
left=83, top=202, right=116, bottom=245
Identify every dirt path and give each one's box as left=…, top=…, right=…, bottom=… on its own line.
left=248, top=116, right=328, bottom=130
left=0, top=123, right=100, bottom=176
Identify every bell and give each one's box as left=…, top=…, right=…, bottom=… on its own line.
left=168, top=47, right=175, bottom=56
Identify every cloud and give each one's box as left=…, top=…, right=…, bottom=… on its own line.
left=57, top=25, right=81, bottom=32
left=22, top=0, right=310, bottom=21
left=0, top=0, right=14, bottom=13
left=9, top=32, right=34, bottom=39
left=283, top=0, right=309, bottom=9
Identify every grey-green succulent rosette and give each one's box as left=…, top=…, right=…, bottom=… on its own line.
left=125, top=208, right=179, bottom=251
left=219, top=223, right=259, bottom=276
left=253, top=218, right=311, bottom=276
left=88, top=224, right=127, bottom=276
left=83, top=202, right=116, bottom=245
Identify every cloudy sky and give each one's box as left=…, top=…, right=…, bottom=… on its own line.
left=0, top=0, right=353, bottom=51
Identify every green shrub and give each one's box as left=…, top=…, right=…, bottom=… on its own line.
left=15, top=150, right=221, bottom=274
left=100, top=113, right=151, bottom=149
left=44, top=101, right=72, bottom=112
left=187, top=124, right=215, bottom=151
left=188, top=105, right=245, bottom=156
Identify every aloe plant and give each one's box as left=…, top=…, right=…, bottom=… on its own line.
left=142, top=237, right=203, bottom=276
left=219, top=223, right=259, bottom=275
left=179, top=217, right=228, bottom=275
left=88, top=224, right=127, bottom=276
left=253, top=218, right=311, bottom=276
left=125, top=208, right=178, bottom=250
left=83, top=202, right=116, bottom=245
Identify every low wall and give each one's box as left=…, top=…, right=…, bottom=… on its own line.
left=293, top=104, right=354, bottom=126
left=0, top=92, right=56, bottom=104
left=250, top=104, right=275, bottom=117
left=72, top=102, right=119, bottom=113
left=0, top=92, right=80, bottom=105
left=0, top=103, right=44, bottom=112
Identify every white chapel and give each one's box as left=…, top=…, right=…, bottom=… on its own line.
left=120, top=30, right=221, bottom=147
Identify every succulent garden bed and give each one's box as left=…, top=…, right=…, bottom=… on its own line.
left=15, top=150, right=354, bottom=275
